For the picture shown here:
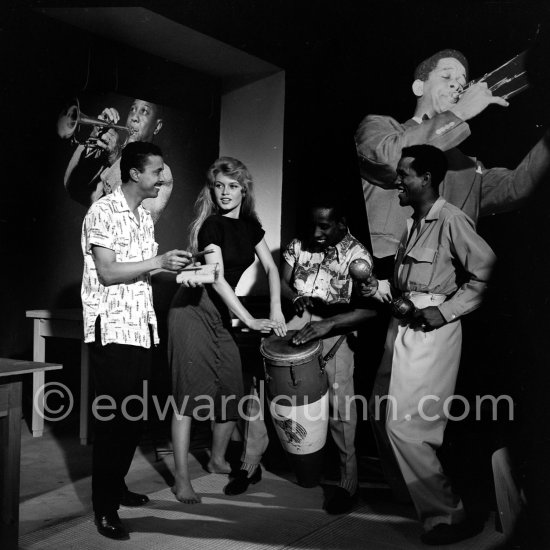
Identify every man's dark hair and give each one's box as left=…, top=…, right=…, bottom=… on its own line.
left=414, top=49, right=469, bottom=82
left=120, top=141, right=163, bottom=183
left=402, top=145, right=448, bottom=189
left=308, top=192, right=347, bottom=225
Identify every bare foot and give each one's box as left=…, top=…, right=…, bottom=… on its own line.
left=171, top=476, right=201, bottom=504
left=206, top=458, right=231, bottom=474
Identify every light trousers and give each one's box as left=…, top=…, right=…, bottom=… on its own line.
left=372, top=293, right=465, bottom=529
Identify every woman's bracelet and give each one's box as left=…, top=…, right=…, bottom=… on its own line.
left=292, top=295, right=302, bottom=304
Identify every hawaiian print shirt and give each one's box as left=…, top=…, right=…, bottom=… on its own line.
left=283, top=232, right=373, bottom=305
left=81, top=186, right=159, bottom=347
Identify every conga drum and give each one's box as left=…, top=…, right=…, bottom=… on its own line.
left=260, top=330, right=329, bottom=487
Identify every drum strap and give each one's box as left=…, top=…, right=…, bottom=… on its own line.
left=321, top=334, right=347, bottom=367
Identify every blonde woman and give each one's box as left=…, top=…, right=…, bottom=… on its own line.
left=168, top=157, right=286, bottom=503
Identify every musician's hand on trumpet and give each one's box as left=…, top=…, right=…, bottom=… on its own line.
left=450, top=82, right=509, bottom=122
left=90, top=107, right=122, bottom=159
left=98, top=107, right=121, bottom=126
left=57, top=98, right=131, bottom=157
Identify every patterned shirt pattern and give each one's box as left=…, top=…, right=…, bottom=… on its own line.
left=81, top=186, right=159, bottom=347
left=283, top=232, right=373, bottom=305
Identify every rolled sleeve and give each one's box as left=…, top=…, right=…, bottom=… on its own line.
left=83, top=205, right=115, bottom=254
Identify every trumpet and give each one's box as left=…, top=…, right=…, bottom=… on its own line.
left=57, top=98, right=135, bottom=149
left=459, top=50, right=529, bottom=101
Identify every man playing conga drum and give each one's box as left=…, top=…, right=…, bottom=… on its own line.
left=225, top=196, right=376, bottom=514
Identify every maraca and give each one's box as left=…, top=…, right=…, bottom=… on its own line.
left=349, top=258, right=378, bottom=297
left=350, top=259, right=416, bottom=319
left=349, top=258, right=373, bottom=281
left=391, top=296, right=416, bottom=320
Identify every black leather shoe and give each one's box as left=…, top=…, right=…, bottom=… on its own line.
left=224, top=467, right=262, bottom=495
left=95, top=511, right=130, bottom=540
left=325, top=487, right=358, bottom=514
left=420, top=520, right=484, bottom=545
left=120, top=490, right=150, bottom=507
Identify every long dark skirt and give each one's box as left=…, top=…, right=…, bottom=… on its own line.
left=168, top=286, right=243, bottom=421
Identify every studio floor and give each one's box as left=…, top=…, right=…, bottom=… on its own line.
left=15, top=414, right=509, bottom=550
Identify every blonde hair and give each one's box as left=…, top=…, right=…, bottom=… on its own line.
left=188, top=157, right=260, bottom=252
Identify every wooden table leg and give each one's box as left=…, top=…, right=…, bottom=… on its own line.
left=79, top=342, right=90, bottom=445
left=31, top=320, right=46, bottom=437
left=0, top=380, right=22, bottom=550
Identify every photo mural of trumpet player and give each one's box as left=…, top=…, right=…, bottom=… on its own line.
left=58, top=96, right=173, bottom=223
left=355, top=48, right=550, bottom=284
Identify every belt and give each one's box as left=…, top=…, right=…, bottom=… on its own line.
left=402, top=291, right=447, bottom=309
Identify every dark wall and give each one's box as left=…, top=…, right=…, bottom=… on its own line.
left=0, top=9, right=221, bottom=357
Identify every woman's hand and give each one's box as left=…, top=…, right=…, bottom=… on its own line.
left=247, top=318, right=277, bottom=333
left=270, top=307, right=287, bottom=337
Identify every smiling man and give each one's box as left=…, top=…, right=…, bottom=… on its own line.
left=355, top=48, right=550, bottom=283
left=226, top=196, right=376, bottom=514
left=282, top=200, right=376, bottom=514
left=65, top=98, right=173, bottom=223
left=372, top=145, right=496, bottom=545
left=81, top=141, right=191, bottom=540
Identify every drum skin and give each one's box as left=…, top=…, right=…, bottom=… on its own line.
left=260, top=330, right=329, bottom=487
left=261, top=330, right=327, bottom=406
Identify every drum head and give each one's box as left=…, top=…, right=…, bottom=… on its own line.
left=260, top=330, right=322, bottom=366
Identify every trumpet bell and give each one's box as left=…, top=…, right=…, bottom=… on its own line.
left=57, top=103, right=79, bottom=139
left=461, top=50, right=529, bottom=101
left=56, top=98, right=132, bottom=145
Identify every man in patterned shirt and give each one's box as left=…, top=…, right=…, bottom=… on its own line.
left=225, top=196, right=376, bottom=514
left=81, top=141, right=191, bottom=540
